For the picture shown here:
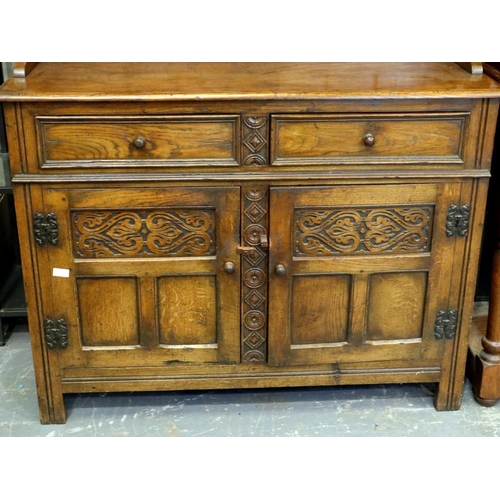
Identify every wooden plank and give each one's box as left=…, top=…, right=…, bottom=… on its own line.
left=348, top=274, right=369, bottom=346
left=292, top=255, right=431, bottom=275
left=139, top=277, right=158, bottom=349
left=1, top=63, right=500, bottom=101
left=60, top=369, right=442, bottom=394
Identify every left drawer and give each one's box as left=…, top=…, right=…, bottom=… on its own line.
left=33, top=115, right=241, bottom=169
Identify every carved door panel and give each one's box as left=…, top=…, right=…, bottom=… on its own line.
left=36, top=186, right=241, bottom=368
left=268, top=183, right=462, bottom=367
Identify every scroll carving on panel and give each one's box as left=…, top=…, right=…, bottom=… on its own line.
left=73, top=209, right=215, bottom=258
left=295, top=206, right=433, bottom=256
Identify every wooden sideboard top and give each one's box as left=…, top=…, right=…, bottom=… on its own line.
left=1, top=62, right=500, bottom=102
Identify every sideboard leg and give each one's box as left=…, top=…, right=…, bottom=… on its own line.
left=434, top=383, right=463, bottom=411
left=470, top=349, right=500, bottom=408
left=37, top=389, right=67, bottom=425
left=470, top=230, right=500, bottom=406
left=434, top=339, right=466, bottom=411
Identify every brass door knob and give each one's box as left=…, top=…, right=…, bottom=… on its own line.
left=363, top=133, right=375, bottom=147
left=224, top=261, right=236, bottom=274
left=275, top=264, right=286, bottom=276
left=133, top=136, right=146, bottom=149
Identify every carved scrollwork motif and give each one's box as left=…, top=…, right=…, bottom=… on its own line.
left=242, top=116, right=268, bottom=166
left=295, top=206, right=433, bottom=256
left=242, top=188, right=268, bottom=363
left=73, top=209, right=215, bottom=258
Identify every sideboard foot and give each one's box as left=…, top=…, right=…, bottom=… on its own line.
left=473, top=393, right=499, bottom=407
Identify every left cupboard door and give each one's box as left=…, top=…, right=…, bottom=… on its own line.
left=34, top=186, right=241, bottom=369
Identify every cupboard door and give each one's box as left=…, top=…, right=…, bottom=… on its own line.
left=268, top=183, right=461, bottom=367
left=37, top=186, right=240, bottom=368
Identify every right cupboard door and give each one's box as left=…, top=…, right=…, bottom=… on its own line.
left=268, top=183, right=463, bottom=367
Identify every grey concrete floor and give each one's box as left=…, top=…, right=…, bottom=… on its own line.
left=1, top=321, right=500, bottom=437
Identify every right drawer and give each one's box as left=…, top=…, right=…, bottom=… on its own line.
left=270, top=113, right=471, bottom=167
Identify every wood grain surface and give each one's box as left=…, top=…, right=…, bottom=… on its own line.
left=1, top=63, right=498, bottom=422
left=1, top=63, right=500, bottom=101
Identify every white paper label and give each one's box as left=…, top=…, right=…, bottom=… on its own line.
left=53, top=268, right=70, bottom=278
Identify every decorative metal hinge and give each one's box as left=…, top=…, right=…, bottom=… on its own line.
left=33, top=212, right=59, bottom=246
left=44, top=318, right=68, bottom=349
left=434, top=309, right=458, bottom=340
left=446, top=204, right=470, bottom=237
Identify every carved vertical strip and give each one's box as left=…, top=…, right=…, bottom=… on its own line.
left=242, top=188, right=268, bottom=363
left=242, top=116, right=268, bottom=166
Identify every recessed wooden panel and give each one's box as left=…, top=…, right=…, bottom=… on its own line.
left=367, top=272, right=427, bottom=341
left=291, top=275, right=351, bottom=345
left=272, top=114, right=467, bottom=165
left=37, top=115, right=239, bottom=167
left=77, top=277, right=139, bottom=346
left=295, top=205, right=433, bottom=256
left=158, top=276, right=217, bottom=345
left=72, top=208, right=215, bottom=258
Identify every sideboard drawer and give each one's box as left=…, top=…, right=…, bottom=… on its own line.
left=36, top=115, right=240, bottom=168
left=271, top=113, right=470, bottom=167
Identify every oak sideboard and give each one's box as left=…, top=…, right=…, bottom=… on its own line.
left=1, top=62, right=499, bottom=424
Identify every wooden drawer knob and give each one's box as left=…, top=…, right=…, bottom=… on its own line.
left=224, top=261, right=236, bottom=274
left=275, top=264, right=287, bottom=276
left=363, top=133, right=375, bottom=147
left=133, top=136, right=146, bottom=149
